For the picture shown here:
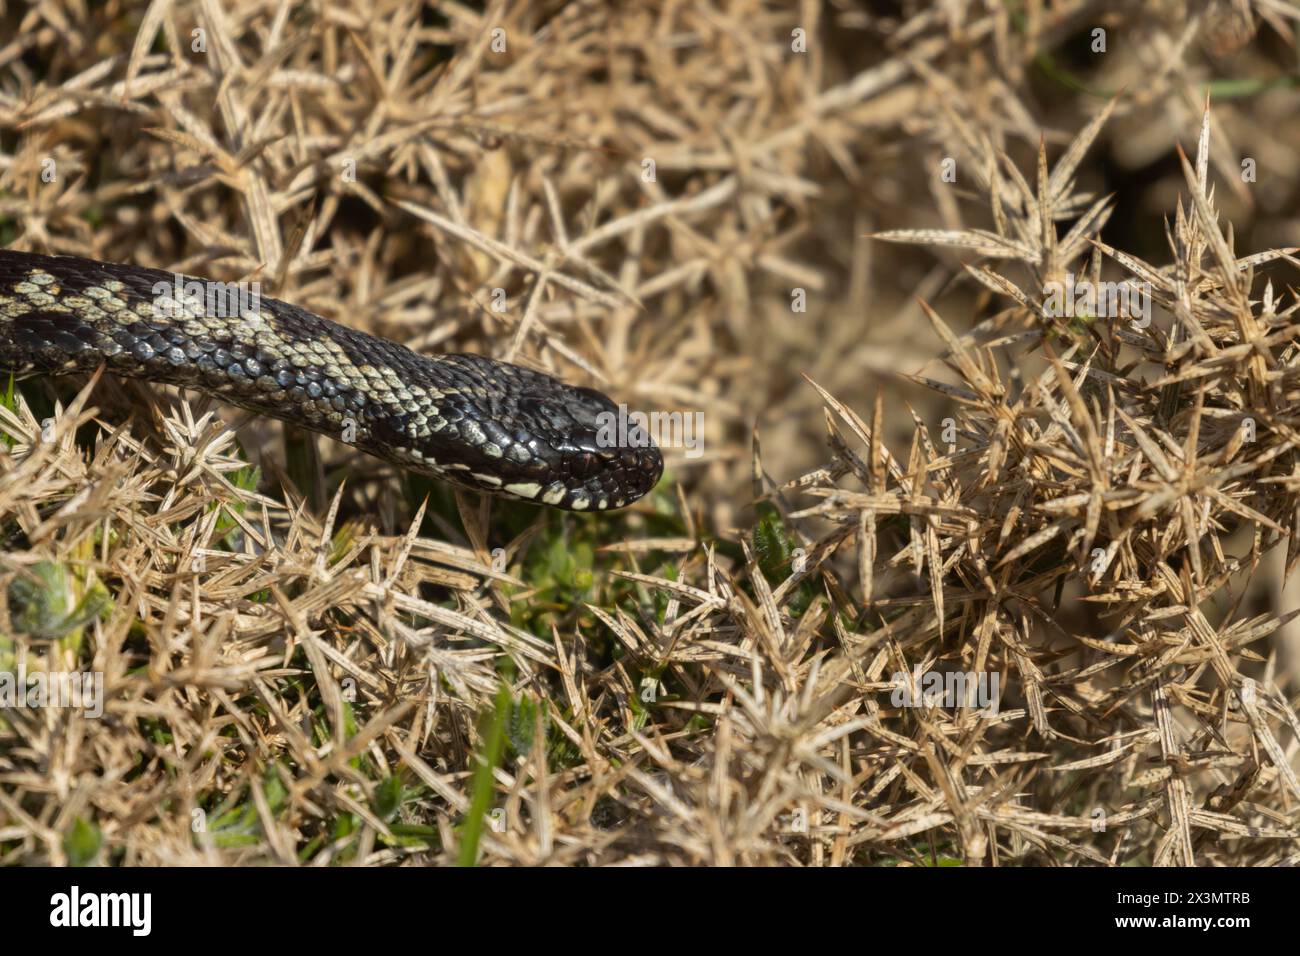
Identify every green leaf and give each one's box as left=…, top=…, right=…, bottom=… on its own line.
left=749, top=504, right=815, bottom=616
left=507, top=695, right=542, bottom=759
left=6, top=561, right=108, bottom=644
left=457, top=684, right=511, bottom=866
left=372, top=774, right=404, bottom=822
left=64, top=817, right=102, bottom=866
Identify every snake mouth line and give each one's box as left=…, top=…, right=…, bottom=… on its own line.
left=0, top=249, right=663, bottom=511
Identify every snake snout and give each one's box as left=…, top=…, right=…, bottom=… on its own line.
left=555, top=440, right=663, bottom=511
left=494, top=376, right=662, bottom=510
left=542, top=384, right=664, bottom=510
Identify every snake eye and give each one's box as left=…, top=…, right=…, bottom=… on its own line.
left=571, top=451, right=599, bottom=477
left=572, top=385, right=615, bottom=407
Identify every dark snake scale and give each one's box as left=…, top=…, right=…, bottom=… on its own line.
left=0, top=250, right=662, bottom=511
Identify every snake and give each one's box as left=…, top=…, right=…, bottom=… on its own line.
left=0, top=250, right=662, bottom=511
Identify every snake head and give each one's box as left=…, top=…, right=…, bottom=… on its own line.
left=501, top=382, right=663, bottom=511
left=546, top=385, right=664, bottom=511
left=419, top=355, right=664, bottom=511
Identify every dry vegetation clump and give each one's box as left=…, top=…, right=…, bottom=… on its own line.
left=2, top=1, right=1300, bottom=865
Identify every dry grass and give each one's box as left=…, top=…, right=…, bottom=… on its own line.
left=3, top=0, right=1300, bottom=865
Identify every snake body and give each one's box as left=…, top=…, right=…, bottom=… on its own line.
left=0, top=250, right=662, bottom=511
